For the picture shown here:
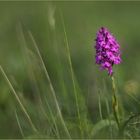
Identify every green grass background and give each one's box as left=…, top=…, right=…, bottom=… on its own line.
left=0, top=1, right=140, bottom=139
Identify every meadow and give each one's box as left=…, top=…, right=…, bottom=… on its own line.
left=0, top=1, right=140, bottom=139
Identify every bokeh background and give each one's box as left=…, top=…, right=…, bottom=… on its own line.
left=0, top=1, right=140, bottom=138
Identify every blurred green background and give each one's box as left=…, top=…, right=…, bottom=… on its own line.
left=0, top=1, right=140, bottom=138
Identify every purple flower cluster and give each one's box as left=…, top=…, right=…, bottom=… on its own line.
left=95, top=27, right=121, bottom=75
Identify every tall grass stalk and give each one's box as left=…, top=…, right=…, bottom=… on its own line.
left=60, top=11, right=83, bottom=137
left=17, top=23, right=60, bottom=138
left=28, top=31, right=71, bottom=138
left=0, top=66, right=37, bottom=132
left=15, top=110, right=24, bottom=137
left=44, top=96, right=60, bottom=138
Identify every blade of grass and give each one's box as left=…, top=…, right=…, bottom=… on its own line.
left=0, top=65, right=37, bottom=132
left=44, top=95, right=60, bottom=138
left=17, top=23, right=58, bottom=137
left=60, top=10, right=83, bottom=137
left=50, top=25, right=70, bottom=114
left=15, top=110, right=24, bottom=137
left=28, top=31, right=71, bottom=138
left=125, top=132, right=133, bottom=139
left=17, top=23, right=53, bottom=135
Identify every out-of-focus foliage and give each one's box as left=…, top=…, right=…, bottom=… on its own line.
left=0, top=1, right=140, bottom=139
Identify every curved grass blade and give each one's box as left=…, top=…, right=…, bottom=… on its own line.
left=28, top=31, right=71, bottom=138
left=15, top=110, right=24, bottom=137
left=60, top=10, right=83, bottom=137
left=0, top=65, right=37, bottom=132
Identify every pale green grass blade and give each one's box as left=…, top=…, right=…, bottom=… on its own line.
left=28, top=31, right=71, bottom=138
left=0, top=65, right=37, bottom=132
left=60, top=11, right=83, bottom=136
left=44, top=96, right=60, bottom=138
left=15, top=110, right=24, bottom=137
left=16, top=23, right=52, bottom=134
left=125, top=132, right=133, bottom=139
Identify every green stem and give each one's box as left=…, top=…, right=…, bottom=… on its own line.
left=111, top=76, right=120, bottom=131
left=28, top=32, right=71, bottom=138
left=60, top=11, right=83, bottom=137
left=0, top=66, right=37, bottom=132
